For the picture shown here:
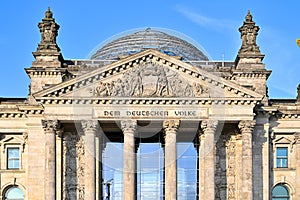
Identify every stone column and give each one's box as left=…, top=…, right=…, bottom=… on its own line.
left=163, top=119, right=180, bottom=200
left=42, top=120, right=61, bottom=200
left=238, top=120, right=255, bottom=200
left=56, top=129, right=63, bottom=200
left=81, top=120, right=99, bottom=200
left=199, top=120, right=218, bottom=200
left=96, top=131, right=106, bottom=200
left=121, top=120, right=137, bottom=200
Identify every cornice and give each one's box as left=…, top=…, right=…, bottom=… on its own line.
left=0, top=104, right=45, bottom=118
left=280, top=113, right=300, bottom=119
left=35, top=97, right=260, bottom=106
left=25, top=67, right=67, bottom=77
left=255, top=106, right=279, bottom=116
left=0, top=111, right=26, bottom=119
left=17, top=104, right=44, bottom=116
left=227, top=70, right=272, bottom=79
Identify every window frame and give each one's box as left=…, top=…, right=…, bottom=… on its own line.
left=276, top=147, right=288, bottom=168
left=6, top=146, right=21, bottom=170
left=4, top=185, right=24, bottom=200
left=272, top=184, right=290, bottom=200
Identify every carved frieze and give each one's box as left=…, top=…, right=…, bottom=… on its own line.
left=94, top=62, right=208, bottom=98
left=226, top=135, right=237, bottom=199
left=63, top=132, right=85, bottom=200
left=215, top=134, right=228, bottom=199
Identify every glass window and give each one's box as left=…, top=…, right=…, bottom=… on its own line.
left=276, top=147, right=288, bottom=168
left=7, top=147, right=20, bottom=169
left=102, top=142, right=124, bottom=200
left=5, top=186, right=24, bottom=200
left=272, top=184, right=290, bottom=200
left=177, top=142, right=197, bottom=200
left=137, top=143, right=164, bottom=200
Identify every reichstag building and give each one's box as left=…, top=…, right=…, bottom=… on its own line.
left=0, top=8, right=299, bottom=200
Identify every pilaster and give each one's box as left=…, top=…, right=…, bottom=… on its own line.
left=81, top=120, right=99, bottom=200
left=199, top=120, right=218, bottom=200
left=121, top=120, right=137, bottom=200
left=163, top=119, right=180, bottom=200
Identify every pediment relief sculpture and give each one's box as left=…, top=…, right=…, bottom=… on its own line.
left=33, top=50, right=263, bottom=101
left=93, top=62, right=209, bottom=98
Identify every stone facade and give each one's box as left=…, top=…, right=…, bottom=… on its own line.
left=0, top=8, right=299, bottom=200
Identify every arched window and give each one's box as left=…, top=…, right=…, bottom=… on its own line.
left=4, top=186, right=24, bottom=200
left=272, top=184, right=290, bottom=200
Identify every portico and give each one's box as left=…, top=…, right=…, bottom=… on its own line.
left=40, top=95, right=257, bottom=199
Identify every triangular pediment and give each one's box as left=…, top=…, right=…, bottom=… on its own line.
left=33, top=49, right=263, bottom=104
left=274, top=136, right=293, bottom=144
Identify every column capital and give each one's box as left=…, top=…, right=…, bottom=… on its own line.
left=81, top=120, right=99, bottom=134
left=42, top=120, right=61, bottom=134
left=201, top=120, right=218, bottom=133
left=238, top=120, right=255, bottom=133
left=163, top=119, right=180, bottom=133
left=121, top=120, right=137, bottom=134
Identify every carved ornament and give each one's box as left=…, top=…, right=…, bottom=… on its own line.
left=297, top=84, right=300, bottom=102
left=294, top=132, right=300, bottom=144
left=81, top=120, right=99, bottom=134
left=63, top=133, right=85, bottom=199
left=238, top=11, right=261, bottom=55
left=42, top=120, right=61, bottom=134
left=201, top=120, right=218, bottom=133
left=94, top=62, right=208, bottom=98
left=36, top=7, right=60, bottom=52
left=238, top=120, right=255, bottom=134
left=120, top=120, right=137, bottom=134
left=163, top=119, right=180, bottom=133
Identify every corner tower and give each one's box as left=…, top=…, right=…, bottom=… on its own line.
left=26, top=7, right=66, bottom=95
left=234, top=11, right=271, bottom=104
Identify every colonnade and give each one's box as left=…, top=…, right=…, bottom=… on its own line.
left=42, top=119, right=255, bottom=200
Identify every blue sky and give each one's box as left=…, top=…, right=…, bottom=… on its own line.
left=0, top=0, right=299, bottom=98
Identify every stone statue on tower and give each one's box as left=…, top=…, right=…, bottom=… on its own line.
left=36, top=7, right=61, bottom=52
left=238, top=10, right=261, bottom=55
left=31, top=7, right=63, bottom=68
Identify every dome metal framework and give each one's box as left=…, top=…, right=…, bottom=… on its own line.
left=90, top=28, right=209, bottom=61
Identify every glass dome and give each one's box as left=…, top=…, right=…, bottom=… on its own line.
left=90, top=28, right=210, bottom=61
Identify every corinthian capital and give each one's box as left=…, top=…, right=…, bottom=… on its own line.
left=238, top=120, right=255, bottom=133
left=121, top=120, right=137, bottom=133
left=163, top=119, right=180, bottom=133
left=81, top=120, right=99, bottom=134
left=201, top=120, right=218, bottom=133
left=42, top=120, right=60, bottom=134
